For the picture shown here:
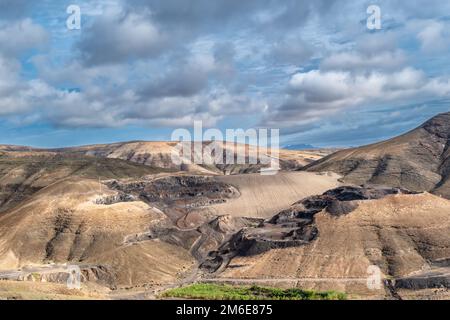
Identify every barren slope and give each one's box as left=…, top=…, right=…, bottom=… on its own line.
left=0, top=152, right=168, bottom=212
left=306, top=112, right=450, bottom=198
left=209, top=172, right=341, bottom=218
left=0, top=178, right=194, bottom=288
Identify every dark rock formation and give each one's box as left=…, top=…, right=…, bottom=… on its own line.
left=106, top=176, right=240, bottom=206
left=395, top=269, right=450, bottom=290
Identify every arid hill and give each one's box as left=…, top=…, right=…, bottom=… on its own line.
left=0, top=178, right=195, bottom=288
left=208, top=190, right=450, bottom=299
left=305, top=112, right=450, bottom=199
left=0, top=152, right=169, bottom=213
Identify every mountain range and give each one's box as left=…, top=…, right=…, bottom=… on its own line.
left=0, top=112, right=449, bottom=300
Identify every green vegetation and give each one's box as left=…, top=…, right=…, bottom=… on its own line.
left=161, top=283, right=347, bottom=300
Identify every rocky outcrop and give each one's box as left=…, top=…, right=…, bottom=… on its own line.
left=147, top=215, right=263, bottom=262
left=395, top=267, right=450, bottom=290
left=95, top=193, right=137, bottom=205
left=106, top=176, right=240, bottom=205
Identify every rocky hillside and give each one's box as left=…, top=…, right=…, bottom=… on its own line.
left=305, top=112, right=450, bottom=199
left=210, top=189, right=450, bottom=298
left=200, top=186, right=418, bottom=273
left=0, top=178, right=195, bottom=288
left=0, top=152, right=165, bottom=213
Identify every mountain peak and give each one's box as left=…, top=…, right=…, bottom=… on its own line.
left=306, top=111, right=450, bottom=199
left=421, top=111, right=450, bottom=139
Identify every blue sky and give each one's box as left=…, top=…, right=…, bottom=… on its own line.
left=1, top=0, right=450, bottom=148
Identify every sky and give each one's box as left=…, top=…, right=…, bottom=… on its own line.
left=0, top=0, right=450, bottom=148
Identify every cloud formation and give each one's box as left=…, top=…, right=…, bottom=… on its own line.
left=263, top=67, right=450, bottom=129
left=0, top=0, right=450, bottom=146
left=0, top=18, right=48, bottom=56
left=78, top=9, right=168, bottom=66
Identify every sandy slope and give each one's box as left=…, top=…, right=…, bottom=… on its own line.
left=0, top=280, right=108, bottom=300
left=206, top=172, right=341, bottom=218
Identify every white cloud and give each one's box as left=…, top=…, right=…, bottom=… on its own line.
left=321, top=50, right=407, bottom=71
left=269, top=35, right=314, bottom=65
left=417, top=21, right=450, bottom=53
left=263, top=67, right=450, bottom=128
left=0, top=19, right=48, bottom=56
